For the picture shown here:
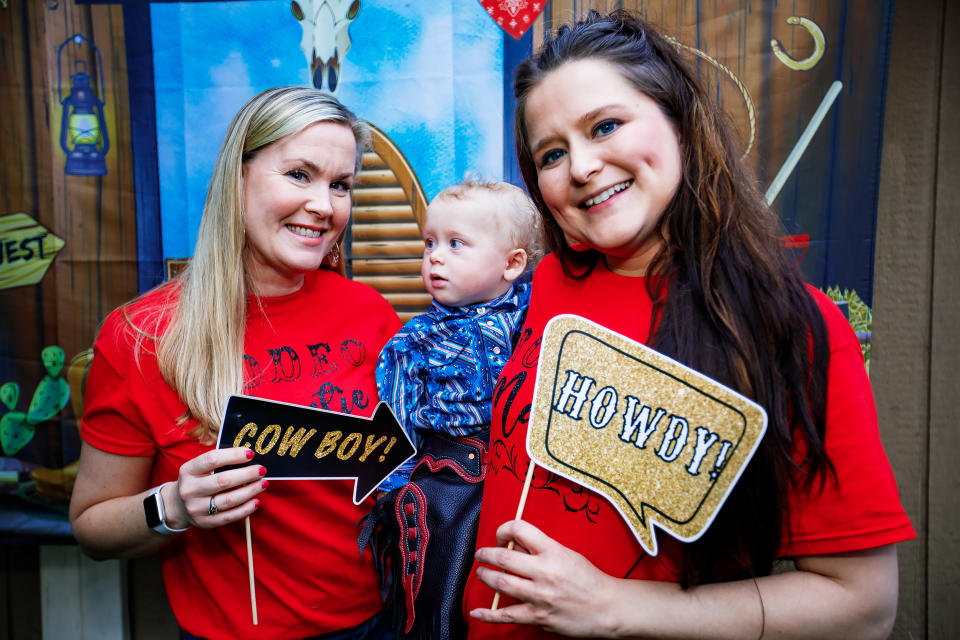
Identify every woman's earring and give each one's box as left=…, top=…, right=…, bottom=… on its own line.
left=328, top=242, right=341, bottom=267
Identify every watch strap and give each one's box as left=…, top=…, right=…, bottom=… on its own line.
left=144, top=481, right=190, bottom=535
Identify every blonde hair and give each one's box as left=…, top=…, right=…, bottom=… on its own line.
left=134, top=87, right=369, bottom=442
left=433, top=176, right=544, bottom=271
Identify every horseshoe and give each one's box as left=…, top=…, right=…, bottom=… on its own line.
left=771, top=16, right=825, bottom=71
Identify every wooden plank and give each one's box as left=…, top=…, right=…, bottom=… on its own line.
left=928, top=1, right=960, bottom=635
left=0, top=0, right=48, bottom=381
left=0, top=546, right=6, bottom=640
left=351, top=240, right=424, bottom=258
left=382, top=292, right=433, bottom=308
left=128, top=555, right=179, bottom=640
left=352, top=275, right=427, bottom=292
left=351, top=205, right=417, bottom=223
left=0, top=0, right=37, bottom=214
left=873, top=0, right=942, bottom=636
left=79, top=552, right=128, bottom=640
left=367, top=124, right=428, bottom=227
left=532, top=0, right=546, bottom=46
left=354, top=169, right=398, bottom=187
left=39, top=546, right=82, bottom=640
left=351, top=258, right=423, bottom=275
left=39, top=546, right=128, bottom=640
left=0, top=545, right=41, bottom=639
left=361, top=152, right=386, bottom=169
left=44, top=0, right=98, bottom=358
left=352, top=222, right=422, bottom=241
left=38, top=1, right=139, bottom=360
left=351, top=186, right=408, bottom=205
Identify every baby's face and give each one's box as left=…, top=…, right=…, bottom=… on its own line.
left=420, top=194, right=515, bottom=308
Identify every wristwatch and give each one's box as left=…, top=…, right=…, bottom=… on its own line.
left=143, top=482, right=190, bottom=535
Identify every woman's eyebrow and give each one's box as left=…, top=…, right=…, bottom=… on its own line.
left=530, top=104, right=621, bottom=153
left=580, top=104, right=617, bottom=124
left=287, top=158, right=354, bottom=180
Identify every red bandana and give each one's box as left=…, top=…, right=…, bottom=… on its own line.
left=478, top=0, right=546, bottom=40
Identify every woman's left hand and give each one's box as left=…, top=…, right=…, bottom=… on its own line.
left=469, top=519, right=620, bottom=637
left=470, top=519, right=901, bottom=640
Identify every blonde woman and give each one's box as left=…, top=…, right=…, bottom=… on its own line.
left=69, top=87, right=401, bottom=640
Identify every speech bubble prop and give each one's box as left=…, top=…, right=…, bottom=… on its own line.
left=216, top=395, right=416, bottom=504
left=527, top=315, right=767, bottom=556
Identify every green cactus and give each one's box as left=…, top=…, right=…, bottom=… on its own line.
left=0, top=382, right=18, bottom=411
left=27, top=376, right=70, bottom=423
left=41, top=345, right=66, bottom=378
left=0, top=411, right=31, bottom=456
left=0, top=346, right=71, bottom=456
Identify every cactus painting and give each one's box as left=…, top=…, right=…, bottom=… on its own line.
left=0, top=346, right=71, bottom=456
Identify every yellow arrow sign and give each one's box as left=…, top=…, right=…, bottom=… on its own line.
left=0, top=213, right=65, bottom=290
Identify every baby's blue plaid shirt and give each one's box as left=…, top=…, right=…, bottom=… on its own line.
left=375, top=280, right=532, bottom=491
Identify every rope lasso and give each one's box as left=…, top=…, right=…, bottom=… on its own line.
left=664, top=34, right=757, bottom=160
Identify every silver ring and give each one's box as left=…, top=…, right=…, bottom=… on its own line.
left=208, top=495, right=219, bottom=516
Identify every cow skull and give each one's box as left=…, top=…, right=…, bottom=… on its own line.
left=291, top=0, right=361, bottom=92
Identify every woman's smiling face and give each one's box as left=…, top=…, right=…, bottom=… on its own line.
left=524, top=58, right=683, bottom=276
left=242, top=121, right=356, bottom=296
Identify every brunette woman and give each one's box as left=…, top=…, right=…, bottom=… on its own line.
left=466, top=12, right=913, bottom=639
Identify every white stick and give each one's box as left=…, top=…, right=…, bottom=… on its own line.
left=245, top=516, right=258, bottom=625
left=491, top=461, right=537, bottom=610
left=764, top=81, right=843, bottom=206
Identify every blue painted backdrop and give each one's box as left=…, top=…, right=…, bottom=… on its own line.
left=151, top=0, right=504, bottom=262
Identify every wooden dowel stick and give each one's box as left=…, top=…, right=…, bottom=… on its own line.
left=491, top=461, right=537, bottom=610
left=245, top=516, right=258, bottom=625
left=764, top=80, right=842, bottom=206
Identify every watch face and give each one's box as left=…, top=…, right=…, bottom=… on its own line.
left=144, top=493, right=163, bottom=528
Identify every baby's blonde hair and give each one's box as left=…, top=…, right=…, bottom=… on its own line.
left=432, top=176, right=544, bottom=271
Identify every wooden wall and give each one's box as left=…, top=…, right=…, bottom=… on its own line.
left=1, top=0, right=140, bottom=358
left=2, top=0, right=142, bottom=636
left=1, top=0, right=956, bottom=637
left=538, top=0, right=865, bottom=179
left=873, top=0, right=958, bottom=637
left=0, top=0, right=139, bottom=454
left=537, top=0, right=894, bottom=299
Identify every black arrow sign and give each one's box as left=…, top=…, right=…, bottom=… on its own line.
left=215, top=395, right=416, bottom=504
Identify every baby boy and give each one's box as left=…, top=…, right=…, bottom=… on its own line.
left=376, top=177, right=541, bottom=490
left=362, top=177, right=541, bottom=638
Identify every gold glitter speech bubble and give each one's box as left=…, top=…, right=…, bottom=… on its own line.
left=527, top=315, right=767, bottom=555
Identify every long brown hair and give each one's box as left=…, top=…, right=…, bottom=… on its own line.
left=514, top=11, right=832, bottom=586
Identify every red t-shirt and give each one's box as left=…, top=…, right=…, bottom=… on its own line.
left=464, top=254, right=915, bottom=639
left=81, top=269, right=401, bottom=640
